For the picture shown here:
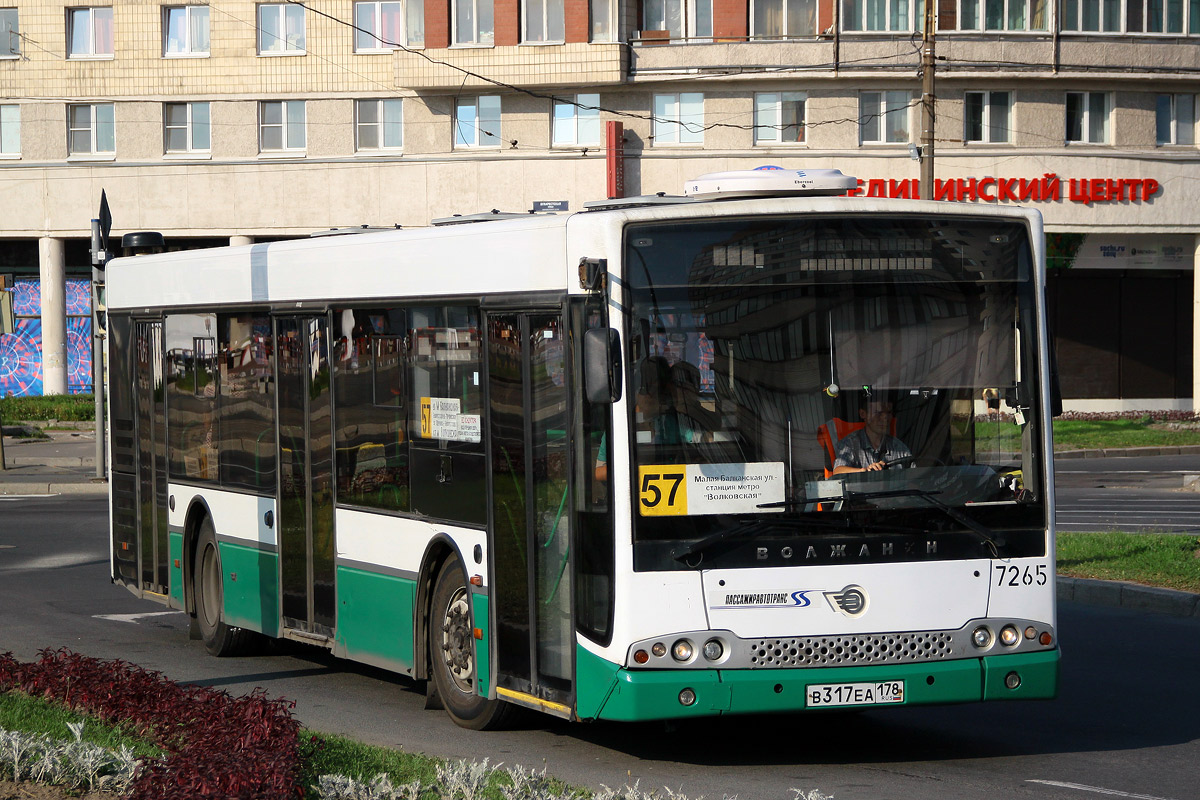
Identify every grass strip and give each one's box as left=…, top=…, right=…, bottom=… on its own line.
left=0, top=690, right=161, bottom=760
left=298, top=730, right=440, bottom=794
left=1057, top=531, right=1200, bottom=594
left=1052, top=418, right=1200, bottom=452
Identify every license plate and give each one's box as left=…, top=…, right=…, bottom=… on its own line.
left=806, top=681, right=905, bottom=708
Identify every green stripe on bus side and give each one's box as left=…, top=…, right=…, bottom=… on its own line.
left=472, top=593, right=490, bottom=698
left=582, top=649, right=1060, bottom=722
left=334, top=566, right=416, bottom=674
left=218, top=541, right=280, bottom=638
left=168, top=532, right=184, bottom=609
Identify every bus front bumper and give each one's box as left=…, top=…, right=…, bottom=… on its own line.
left=582, top=649, right=1059, bottom=722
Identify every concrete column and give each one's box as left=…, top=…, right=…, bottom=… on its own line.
left=230, top=236, right=254, bottom=247
left=1194, top=234, right=1200, bottom=413
left=38, top=237, right=67, bottom=396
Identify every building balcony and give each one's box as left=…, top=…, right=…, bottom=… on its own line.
left=629, top=38, right=838, bottom=80
left=394, top=42, right=627, bottom=90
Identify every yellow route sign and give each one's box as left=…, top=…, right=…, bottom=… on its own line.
left=638, top=465, right=688, bottom=516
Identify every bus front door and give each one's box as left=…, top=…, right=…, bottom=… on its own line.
left=487, top=312, right=574, bottom=715
left=274, top=315, right=336, bottom=640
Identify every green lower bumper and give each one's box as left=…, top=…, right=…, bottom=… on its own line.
left=579, top=647, right=1059, bottom=722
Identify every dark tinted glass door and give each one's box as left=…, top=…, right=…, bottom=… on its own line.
left=488, top=312, right=572, bottom=706
left=275, top=315, right=336, bottom=637
left=134, top=320, right=168, bottom=593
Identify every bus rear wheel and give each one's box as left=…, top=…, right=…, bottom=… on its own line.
left=193, top=517, right=257, bottom=657
left=429, top=555, right=513, bottom=730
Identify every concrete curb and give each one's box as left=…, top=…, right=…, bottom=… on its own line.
left=0, top=482, right=108, bottom=496
left=5, top=457, right=96, bottom=468
left=1055, top=445, right=1200, bottom=459
left=1057, top=576, right=1200, bottom=618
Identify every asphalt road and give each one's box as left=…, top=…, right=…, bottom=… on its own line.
left=1054, top=454, right=1200, bottom=533
left=1, top=495, right=1198, bottom=800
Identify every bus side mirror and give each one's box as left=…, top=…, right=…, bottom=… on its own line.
left=584, top=328, right=622, bottom=404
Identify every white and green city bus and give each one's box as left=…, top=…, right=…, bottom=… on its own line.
left=107, top=168, right=1059, bottom=729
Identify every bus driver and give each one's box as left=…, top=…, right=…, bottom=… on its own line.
left=830, top=394, right=912, bottom=475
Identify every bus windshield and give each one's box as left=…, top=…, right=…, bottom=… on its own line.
left=624, top=214, right=1047, bottom=571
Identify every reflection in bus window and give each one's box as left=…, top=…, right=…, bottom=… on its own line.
left=217, top=313, right=275, bottom=492
left=334, top=307, right=410, bottom=511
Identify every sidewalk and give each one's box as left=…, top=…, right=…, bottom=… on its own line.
left=2, top=424, right=1198, bottom=618
left=0, top=424, right=108, bottom=495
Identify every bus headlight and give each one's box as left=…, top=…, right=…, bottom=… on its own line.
left=702, top=639, right=724, bottom=661
left=971, top=626, right=993, bottom=648
left=999, top=625, right=1020, bottom=647
left=672, top=639, right=694, bottom=662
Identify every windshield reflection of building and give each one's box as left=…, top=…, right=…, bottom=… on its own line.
left=664, top=219, right=1027, bottom=488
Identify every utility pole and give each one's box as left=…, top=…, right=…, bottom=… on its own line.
left=920, top=0, right=936, bottom=200
left=91, top=191, right=112, bottom=480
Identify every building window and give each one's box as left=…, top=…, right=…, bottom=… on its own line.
left=1157, top=93, right=1195, bottom=145
left=525, top=0, right=565, bottom=41
left=164, top=6, right=209, bottom=56
left=1132, top=0, right=1193, bottom=33
left=0, top=104, right=18, bottom=156
left=590, top=0, right=612, bottom=40
left=259, top=100, right=306, bottom=152
left=164, top=102, right=210, bottom=153
left=1060, top=0, right=1119, bottom=30
left=955, top=0, right=1047, bottom=30
left=553, top=94, right=601, bottom=146
left=653, top=92, right=704, bottom=145
left=842, top=0, right=924, bottom=31
left=67, top=7, right=114, bottom=58
left=68, top=103, right=115, bottom=156
left=258, top=3, right=305, bottom=54
left=964, top=91, right=1011, bottom=143
left=754, top=92, right=806, bottom=144
left=1056, top=0, right=1198, bottom=32
left=1066, top=92, right=1109, bottom=144
left=455, top=96, right=501, bottom=147
left=453, top=0, right=494, bottom=44
left=859, top=90, right=910, bottom=144
left=356, top=98, right=403, bottom=150
left=0, top=9, right=19, bottom=57
left=355, top=1, right=422, bottom=50
left=642, top=0, right=713, bottom=40
left=751, top=0, right=817, bottom=36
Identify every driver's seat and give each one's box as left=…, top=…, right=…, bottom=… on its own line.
left=817, top=418, right=865, bottom=479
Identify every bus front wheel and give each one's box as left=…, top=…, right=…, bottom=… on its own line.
left=193, top=517, right=257, bottom=657
left=429, top=555, right=513, bottom=730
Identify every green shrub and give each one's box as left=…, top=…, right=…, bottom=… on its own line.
left=0, top=394, right=96, bottom=422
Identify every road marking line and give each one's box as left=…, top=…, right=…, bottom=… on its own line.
left=1026, top=779, right=1178, bottom=800
left=93, top=611, right=182, bottom=624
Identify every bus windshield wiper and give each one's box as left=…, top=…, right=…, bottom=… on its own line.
left=759, top=488, right=1003, bottom=557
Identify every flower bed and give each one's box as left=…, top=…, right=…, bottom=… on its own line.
left=0, top=649, right=303, bottom=799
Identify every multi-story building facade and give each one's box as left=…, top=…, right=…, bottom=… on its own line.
left=0, top=0, right=1196, bottom=407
